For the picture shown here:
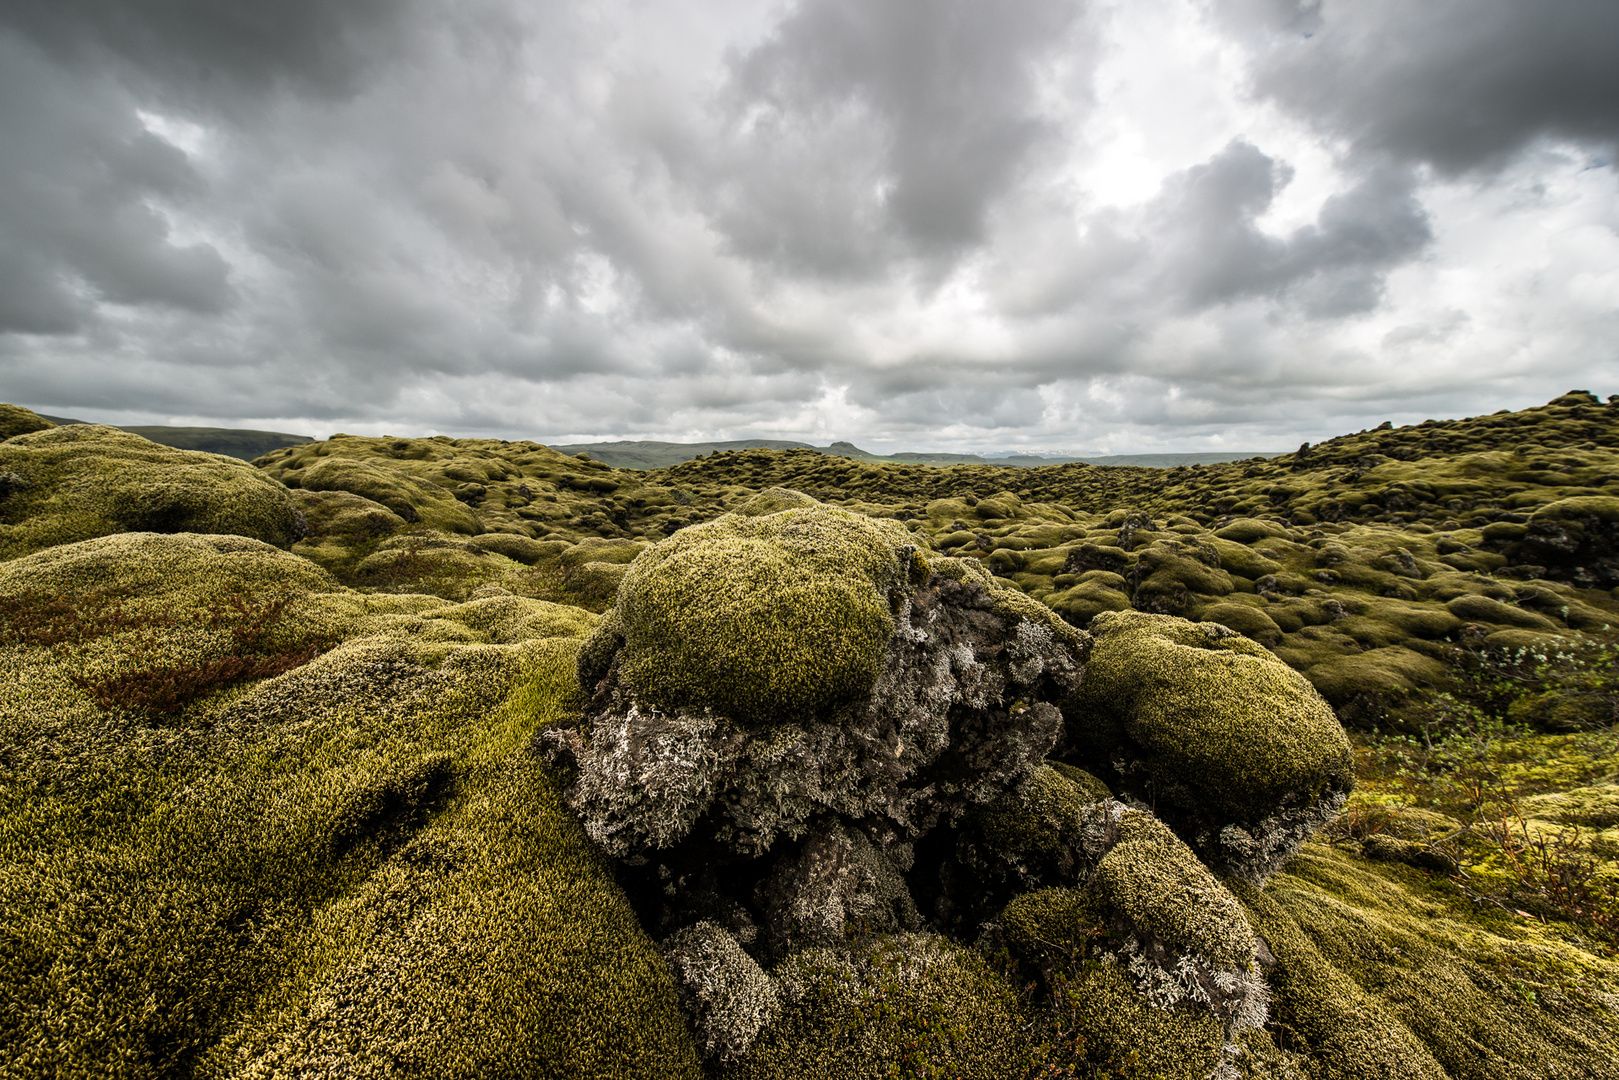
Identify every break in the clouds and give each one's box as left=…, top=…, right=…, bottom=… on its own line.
left=1, top=0, right=1616, bottom=454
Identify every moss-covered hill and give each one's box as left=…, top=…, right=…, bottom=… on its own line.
left=245, top=392, right=1619, bottom=726
left=1, top=396, right=1616, bottom=1080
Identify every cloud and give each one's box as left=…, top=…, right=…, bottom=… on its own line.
left=1221, top=0, right=1619, bottom=172
left=0, top=0, right=1614, bottom=456
left=0, top=0, right=420, bottom=108
left=0, top=36, right=233, bottom=335
left=709, top=0, right=1087, bottom=269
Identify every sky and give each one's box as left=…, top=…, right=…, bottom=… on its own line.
left=1, top=0, right=1616, bottom=455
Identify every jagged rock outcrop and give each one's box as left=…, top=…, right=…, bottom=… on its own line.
left=542, top=496, right=1358, bottom=1071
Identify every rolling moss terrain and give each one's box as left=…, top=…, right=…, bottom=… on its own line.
left=0, top=396, right=1616, bottom=1078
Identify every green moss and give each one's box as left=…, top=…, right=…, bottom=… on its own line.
left=998, top=887, right=1229, bottom=1080
left=1092, top=811, right=1256, bottom=968
left=721, top=935, right=1036, bottom=1080
left=1239, top=844, right=1619, bottom=1079
left=1199, top=601, right=1285, bottom=646
left=736, top=487, right=822, bottom=516
left=599, top=505, right=922, bottom=723
left=290, top=455, right=483, bottom=534
left=556, top=536, right=648, bottom=567
left=0, top=532, right=698, bottom=1078
left=0, top=425, right=303, bottom=560
left=970, top=763, right=1102, bottom=886
left=1447, top=594, right=1563, bottom=630
left=1068, top=611, right=1354, bottom=826
left=1214, top=518, right=1294, bottom=544
left=0, top=404, right=52, bottom=441
left=1300, top=646, right=1452, bottom=712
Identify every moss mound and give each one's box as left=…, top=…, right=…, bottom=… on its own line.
left=599, top=505, right=923, bottom=723
left=1066, top=611, right=1355, bottom=876
left=0, top=425, right=304, bottom=560
left=1236, top=843, right=1619, bottom=1079
left=720, top=936, right=1036, bottom=1080
left=0, top=404, right=52, bottom=441
left=289, top=454, right=483, bottom=534
left=0, top=533, right=700, bottom=1078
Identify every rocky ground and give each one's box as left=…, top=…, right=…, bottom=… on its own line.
left=0, top=396, right=1615, bottom=1079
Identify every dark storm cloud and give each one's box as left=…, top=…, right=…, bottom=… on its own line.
left=710, top=0, right=1085, bottom=270
left=0, top=0, right=417, bottom=107
left=1223, top=0, right=1619, bottom=172
left=0, top=37, right=233, bottom=335
left=1149, top=141, right=1431, bottom=316
left=1, top=0, right=1614, bottom=453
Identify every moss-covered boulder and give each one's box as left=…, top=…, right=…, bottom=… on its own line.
left=550, top=501, right=1091, bottom=961
left=1064, top=610, right=1355, bottom=879
left=281, top=454, right=483, bottom=535
left=0, top=424, right=304, bottom=559
left=0, top=532, right=701, bottom=1078
left=995, top=806, right=1267, bottom=1080
left=585, top=505, right=925, bottom=722
left=0, top=403, right=53, bottom=441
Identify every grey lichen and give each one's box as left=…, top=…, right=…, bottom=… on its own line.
left=663, top=921, right=780, bottom=1063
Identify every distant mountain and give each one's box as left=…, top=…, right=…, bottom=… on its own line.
left=1067, top=452, right=1282, bottom=467
left=37, top=415, right=313, bottom=460
left=547, top=439, right=818, bottom=469
left=547, top=438, right=1281, bottom=470
left=32, top=414, right=1276, bottom=469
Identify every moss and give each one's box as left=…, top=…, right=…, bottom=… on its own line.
left=0, top=425, right=303, bottom=560
left=1200, top=601, right=1285, bottom=646
left=736, top=487, right=822, bottom=516
left=556, top=536, right=648, bottom=567
left=1239, top=844, right=1619, bottom=1079
left=968, top=763, right=1103, bottom=888
left=1067, top=611, right=1354, bottom=836
left=1447, top=594, right=1563, bottom=630
left=1093, top=811, right=1257, bottom=968
left=0, top=404, right=52, bottom=441
left=0, top=532, right=699, bottom=1078
left=720, top=935, right=1036, bottom=1080
left=598, top=505, right=922, bottom=724
left=1045, top=578, right=1134, bottom=628
left=1232, top=879, right=1448, bottom=1079
left=1303, top=646, right=1452, bottom=706
left=290, top=455, right=483, bottom=535
left=292, top=489, right=407, bottom=542
left=472, top=532, right=549, bottom=565
left=1215, top=518, right=1293, bottom=544
left=998, top=887, right=1230, bottom=1080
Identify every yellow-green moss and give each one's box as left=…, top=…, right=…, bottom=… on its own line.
left=0, top=533, right=698, bottom=1079
left=1092, top=811, right=1256, bottom=968
left=0, top=404, right=52, bottom=441
left=0, top=425, right=303, bottom=559
left=720, top=935, right=1035, bottom=1080
left=999, top=887, right=1229, bottom=1080
left=1069, top=611, right=1354, bottom=825
left=1238, top=843, right=1619, bottom=1079
left=600, top=505, right=923, bottom=723
left=290, top=455, right=482, bottom=535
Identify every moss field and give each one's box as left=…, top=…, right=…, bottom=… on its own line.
left=2, top=397, right=1617, bottom=1078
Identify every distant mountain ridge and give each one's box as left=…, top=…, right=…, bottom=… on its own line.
left=551, top=438, right=1282, bottom=470
left=32, top=413, right=1278, bottom=469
